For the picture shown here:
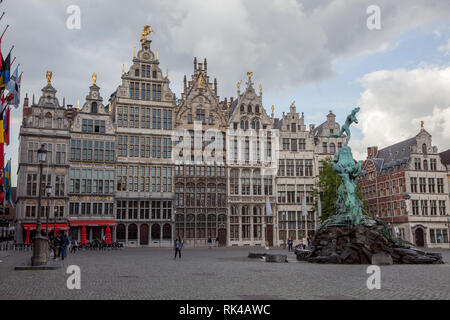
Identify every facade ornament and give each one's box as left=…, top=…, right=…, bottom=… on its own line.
left=140, top=25, right=153, bottom=44
left=198, top=74, right=203, bottom=88
left=46, top=71, right=52, bottom=84
left=259, top=84, right=262, bottom=94
left=236, top=81, right=241, bottom=90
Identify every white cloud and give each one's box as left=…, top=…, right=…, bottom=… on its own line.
left=351, top=65, right=450, bottom=160
left=438, top=39, right=450, bottom=55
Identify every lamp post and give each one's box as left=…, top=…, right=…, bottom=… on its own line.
left=31, top=144, right=49, bottom=266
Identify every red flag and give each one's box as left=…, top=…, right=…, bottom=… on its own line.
left=3, top=106, right=9, bottom=145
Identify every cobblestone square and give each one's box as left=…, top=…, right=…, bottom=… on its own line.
left=0, top=247, right=449, bottom=300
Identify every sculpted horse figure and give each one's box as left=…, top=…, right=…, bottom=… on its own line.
left=328, top=107, right=360, bottom=146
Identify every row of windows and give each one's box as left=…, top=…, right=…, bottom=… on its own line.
left=117, top=135, right=172, bottom=159
left=175, top=214, right=227, bottom=239
left=116, top=165, right=172, bottom=193
left=24, top=205, right=65, bottom=218
left=282, top=138, right=307, bottom=151
left=116, top=200, right=172, bottom=220
left=277, top=185, right=314, bottom=204
left=278, top=159, right=314, bottom=177
left=27, top=142, right=66, bottom=165
left=70, top=169, right=115, bottom=194
left=175, top=183, right=226, bottom=208
left=410, top=177, right=445, bottom=194
left=26, top=174, right=65, bottom=197
left=430, top=229, right=449, bottom=244
left=81, top=119, right=105, bottom=133
left=411, top=200, right=447, bottom=216
left=129, top=82, right=161, bottom=101
left=229, top=170, right=273, bottom=196
left=117, top=106, right=172, bottom=129
left=229, top=139, right=272, bottom=162
left=175, top=165, right=226, bottom=177
left=414, top=158, right=438, bottom=171
left=70, top=140, right=115, bottom=162
left=32, top=113, right=66, bottom=129
left=69, top=202, right=114, bottom=216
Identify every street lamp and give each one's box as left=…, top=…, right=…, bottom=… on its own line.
left=45, top=184, right=52, bottom=236
left=31, top=144, right=49, bottom=266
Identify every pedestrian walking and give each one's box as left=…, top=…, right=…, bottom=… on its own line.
left=70, top=238, right=78, bottom=253
left=215, top=236, right=219, bottom=247
left=207, top=237, right=212, bottom=249
left=53, top=234, right=61, bottom=260
left=61, top=232, right=69, bottom=260
left=287, top=236, right=293, bottom=252
left=174, top=236, right=183, bottom=259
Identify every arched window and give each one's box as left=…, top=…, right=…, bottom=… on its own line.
left=91, top=102, right=98, bottom=113
left=248, top=105, right=252, bottom=113
left=230, top=169, right=239, bottom=195
left=256, top=120, right=260, bottom=130
left=240, top=120, right=244, bottom=129
left=422, top=143, right=427, bottom=154
left=196, top=183, right=205, bottom=207
left=245, top=120, right=249, bottom=130
left=128, top=224, right=137, bottom=240
left=186, top=214, right=195, bottom=239
left=218, top=184, right=226, bottom=207
left=116, top=224, right=126, bottom=241
left=197, top=214, right=206, bottom=239
left=162, top=224, right=171, bottom=240
left=44, top=112, right=52, bottom=128
left=207, top=183, right=216, bottom=207
left=251, top=120, right=256, bottom=129
left=135, top=69, right=139, bottom=77
left=175, top=214, right=185, bottom=238
left=255, top=105, right=260, bottom=114
left=241, top=170, right=250, bottom=195
left=240, top=105, right=244, bottom=112
left=207, top=214, right=217, bottom=238
left=176, top=183, right=184, bottom=207
left=186, top=183, right=195, bottom=206
left=330, top=143, right=336, bottom=154
left=252, top=170, right=261, bottom=195
left=423, top=160, right=428, bottom=171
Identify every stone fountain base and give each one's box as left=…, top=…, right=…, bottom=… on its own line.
left=297, top=216, right=444, bottom=264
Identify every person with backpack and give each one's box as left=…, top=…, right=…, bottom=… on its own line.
left=287, top=236, right=293, bottom=252
left=174, top=236, right=183, bottom=259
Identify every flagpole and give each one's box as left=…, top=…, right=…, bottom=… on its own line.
left=0, top=12, right=5, bottom=23
left=0, top=24, right=9, bottom=40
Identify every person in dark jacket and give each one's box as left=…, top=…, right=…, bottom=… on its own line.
left=174, top=236, right=183, bottom=259
left=287, top=236, right=293, bottom=252
left=60, top=232, right=70, bottom=260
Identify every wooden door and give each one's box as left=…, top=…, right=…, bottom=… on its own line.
left=140, top=224, right=149, bottom=245
left=218, top=228, right=226, bottom=246
left=267, top=225, right=273, bottom=247
left=415, top=228, right=424, bottom=247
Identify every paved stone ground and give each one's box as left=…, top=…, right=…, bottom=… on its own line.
left=0, top=247, right=449, bottom=300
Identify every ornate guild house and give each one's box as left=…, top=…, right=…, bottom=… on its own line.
left=17, top=26, right=447, bottom=248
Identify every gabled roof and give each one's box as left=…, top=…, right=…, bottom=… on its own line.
left=376, top=137, right=416, bottom=164
left=439, top=149, right=450, bottom=166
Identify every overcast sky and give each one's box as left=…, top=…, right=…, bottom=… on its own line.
left=3, top=0, right=450, bottom=184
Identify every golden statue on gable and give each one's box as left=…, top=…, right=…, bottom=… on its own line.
left=198, top=74, right=203, bottom=88
left=92, top=72, right=97, bottom=85
left=247, top=71, right=253, bottom=78
left=140, top=25, right=154, bottom=44
left=46, top=71, right=52, bottom=84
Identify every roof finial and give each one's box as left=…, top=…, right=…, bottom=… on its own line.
left=271, top=105, right=274, bottom=117
left=92, top=72, right=97, bottom=85
left=122, top=64, right=125, bottom=76
left=420, top=120, right=424, bottom=129
left=133, top=47, right=136, bottom=58
left=259, top=84, right=262, bottom=94
left=156, top=50, right=159, bottom=60
left=46, top=71, right=52, bottom=84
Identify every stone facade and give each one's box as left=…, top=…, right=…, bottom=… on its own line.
left=173, top=58, right=228, bottom=246
left=16, top=83, right=71, bottom=243
left=360, top=128, right=450, bottom=249
left=109, top=38, right=176, bottom=247
left=68, top=82, right=116, bottom=243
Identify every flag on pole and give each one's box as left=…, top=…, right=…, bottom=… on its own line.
left=5, top=65, right=19, bottom=107
left=3, top=159, right=12, bottom=207
left=0, top=52, right=10, bottom=89
left=302, top=195, right=307, bottom=217
left=3, top=106, right=9, bottom=145
left=317, top=195, right=322, bottom=218
left=265, top=194, right=272, bottom=216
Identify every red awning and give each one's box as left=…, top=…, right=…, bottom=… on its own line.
left=23, top=223, right=70, bottom=231
left=69, top=220, right=115, bottom=227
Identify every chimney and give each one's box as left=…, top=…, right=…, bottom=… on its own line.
left=24, top=93, right=29, bottom=107
left=367, top=146, right=378, bottom=159
left=274, top=118, right=279, bottom=126
left=204, top=58, right=207, bottom=71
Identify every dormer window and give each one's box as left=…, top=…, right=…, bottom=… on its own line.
left=422, top=143, right=427, bottom=154
left=141, top=64, right=150, bottom=78
left=91, top=102, right=98, bottom=114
